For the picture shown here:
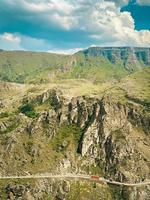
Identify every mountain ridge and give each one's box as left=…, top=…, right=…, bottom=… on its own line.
left=0, top=46, right=149, bottom=84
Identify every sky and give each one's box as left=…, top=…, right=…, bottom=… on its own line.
left=0, top=0, right=149, bottom=53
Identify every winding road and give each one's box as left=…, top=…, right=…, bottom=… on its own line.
left=0, top=174, right=150, bottom=187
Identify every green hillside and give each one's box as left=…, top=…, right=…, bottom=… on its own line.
left=59, top=53, right=129, bottom=83
left=0, top=47, right=149, bottom=84
left=0, top=51, right=72, bottom=83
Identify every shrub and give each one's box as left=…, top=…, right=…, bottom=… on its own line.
left=0, top=112, right=9, bottom=118
left=51, top=124, right=83, bottom=152
left=19, top=103, right=38, bottom=118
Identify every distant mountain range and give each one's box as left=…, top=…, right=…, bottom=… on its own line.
left=0, top=47, right=149, bottom=83
left=81, top=47, right=150, bottom=65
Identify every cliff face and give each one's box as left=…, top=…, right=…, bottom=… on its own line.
left=0, top=89, right=150, bottom=200
left=82, top=47, right=150, bottom=68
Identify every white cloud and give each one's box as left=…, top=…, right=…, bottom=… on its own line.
left=23, top=0, right=74, bottom=15
left=0, top=32, right=83, bottom=54
left=137, top=0, right=150, bottom=5
left=0, top=33, right=22, bottom=50
left=105, top=0, right=129, bottom=7
left=70, top=0, right=150, bottom=47
left=47, top=48, right=83, bottom=55
left=2, top=33, right=21, bottom=43
left=21, top=0, right=77, bottom=30
left=0, top=33, right=53, bottom=51
left=0, top=0, right=150, bottom=49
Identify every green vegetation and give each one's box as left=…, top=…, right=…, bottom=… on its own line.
left=88, top=164, right=105, bottom=175
left=104, top=86, right=128, bottom=104
left=58, top=55, right=129, bottom=83
left=19, top=103, right=38, bottom=118
left=0, top=188, right=7, bottom=200
left=51, top=124, right=83, bottom=152
left=0, top=49, right=146, bottom=84
left=0, top=51, right=72, bottom=83
left=66, top=181, right=113, bottom=200
left=121, top=67, right=150, bottom=104
left=34, top=100, right=52, bottom=112
left=43, top=193, right=53, bottom=200
left=109, top=185, right=124, bottom=200
left=0, top=116, right=20, bottom=134
left=1, top=123, right=19, bottom=134
left=0, top=112, right=9, bottom=118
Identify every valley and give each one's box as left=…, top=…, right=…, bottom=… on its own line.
left=0, top=47, right=150, bottom=200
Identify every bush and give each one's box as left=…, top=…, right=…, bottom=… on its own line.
left=19, top=103, right=38, bottom=118
left=51, top=124, right=83, bottom=152
left=0, top=112, right=9, bottom=118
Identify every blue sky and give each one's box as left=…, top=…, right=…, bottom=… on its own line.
left=122, top=1, right=150, bottom=30
left=0, top=0, right=149, bottom=53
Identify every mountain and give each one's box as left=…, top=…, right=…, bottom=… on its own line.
left=0, top=47, right=150, bottom=200
left=81, top=47, right=150, bottom=66
left=0, top=47, right=149, bottom=84
left=0, top=51, right=73, bottom=83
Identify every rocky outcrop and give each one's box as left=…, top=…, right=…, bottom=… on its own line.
left=81, top=47, right=150, bottom=68
left=2, top=179, right=70, bottom=200
left=127, top=105, right=150, bottom=133
left=0, top=90, right=150, bottom=200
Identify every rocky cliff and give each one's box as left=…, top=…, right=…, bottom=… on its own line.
left=81, top=47, right=150, bottom=68
left=0, top=86, right=150, bottom=200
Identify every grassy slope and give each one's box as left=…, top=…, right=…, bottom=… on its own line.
left=59, top=53, right=129, bottom=83
left=0, top=51, right=72, bottom=83
left=0, top=49, right=145, bottom=84
left=121, top=67, right=150, bottom=103
left=0, top=67, right=149, bottom=115
left=100, top=67, right=150, bottom=105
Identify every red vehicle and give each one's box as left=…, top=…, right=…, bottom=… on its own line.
left=90, top=175, right=100, bottom=180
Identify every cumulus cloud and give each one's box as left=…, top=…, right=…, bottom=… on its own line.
left=89, top=10, right=150, bottom=47
left=2, top=33, right=21, bottom=43
left=0, top=0, right=149, bottom=50
left=0, top=32, right=54, bottom=51
left=0, top=33, right=22, bottom=50
left=71, top=0, right=150, bottom=46
left=47, top=48, right=83, bottom=55
left=137, top=0, right=150, bottom=5
left=105, top=0, right=129, bottom=7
